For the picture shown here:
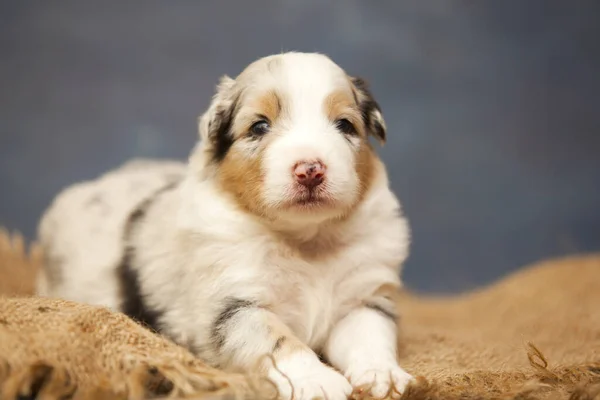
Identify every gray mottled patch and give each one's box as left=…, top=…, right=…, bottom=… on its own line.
left=273, top=336, right=287, bottom=353
left=364, top=301, right=398, bottom=323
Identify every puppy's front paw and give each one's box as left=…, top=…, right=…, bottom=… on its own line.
left=268, top=352, right=352, bottom=400
left=346, top=364, right=415, bottom=398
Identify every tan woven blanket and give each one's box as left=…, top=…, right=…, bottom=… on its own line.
left=0, top=228, right=598, bottom=399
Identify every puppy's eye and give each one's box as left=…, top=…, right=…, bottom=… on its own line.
left=335, top=119, right=356, bottom=135
left=250, top=120, right=270, bottom=136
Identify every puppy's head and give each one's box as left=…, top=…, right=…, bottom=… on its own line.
left=197, top=52, right=387, bottom=224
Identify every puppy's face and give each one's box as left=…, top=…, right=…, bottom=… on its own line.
left=198, top=52, right=387, bottom=224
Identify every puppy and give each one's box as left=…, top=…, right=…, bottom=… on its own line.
left=37, top=52, right=414, bottom=399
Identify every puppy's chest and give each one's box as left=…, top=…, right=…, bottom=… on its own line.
left=263, top=252, right=363, bottom=348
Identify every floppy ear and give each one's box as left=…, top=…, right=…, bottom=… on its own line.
left=198, top=75, right=239, bottom=163
left=350, top=77, right=387, bottom=145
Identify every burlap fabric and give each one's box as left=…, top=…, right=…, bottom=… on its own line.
left=1, top=228, right=599, bottom=399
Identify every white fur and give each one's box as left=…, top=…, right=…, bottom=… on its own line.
left=37, top=52, right=414, bottom=399
left=327, top=308, right=415, bottom=397
left=268, top=351, right=353, bottom=400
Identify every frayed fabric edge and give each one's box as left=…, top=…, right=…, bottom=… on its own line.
left=0, top=357, right=273, bottom=400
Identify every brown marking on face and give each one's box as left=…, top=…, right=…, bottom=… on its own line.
left=324, top=89, right=364, bottom=135
left=233, top=89, right=285, bottom=139
left=355, top=141, right=377, bottom=203
left=217, top=74, right=380, bottom=235
left=217, top=145, right=267, bottom=216
left=255, top=90, right=282, bottom=123
left=217, top=89, right=287, bottom=216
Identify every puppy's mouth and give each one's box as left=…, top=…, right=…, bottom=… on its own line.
left=295, top=193, right=327, bottom=206
left=284, top=187, right=334, bottom=210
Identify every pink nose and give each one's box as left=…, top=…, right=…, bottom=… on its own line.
left=294, top=160, right=326, bottom=189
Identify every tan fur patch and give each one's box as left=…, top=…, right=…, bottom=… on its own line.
left=233, top=90, right=284, bottom=138
left=217, top=91, right=284, bottom=214
left=355, top=142, right=377, bottom=202
left=323, top=90, right=364, bottom=135
left=218, top=146, right=267, bottom=216
left=255, top=90, right=282, bottom=123
left=257, top=312, right=311, bottom=371
left=374, top=283, right=402, bottom=302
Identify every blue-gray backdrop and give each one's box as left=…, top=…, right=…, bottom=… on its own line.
left=1, top=1, right=599, bottom=293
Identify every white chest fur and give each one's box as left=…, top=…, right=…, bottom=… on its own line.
left=265, top=240, right=403, bottom=349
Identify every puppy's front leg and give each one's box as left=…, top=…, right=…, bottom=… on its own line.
left=213, top=297, right=351, bottom=400
left=324, top=293, right=415, bottom=398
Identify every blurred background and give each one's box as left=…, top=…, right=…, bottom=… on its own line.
left=1, top=1, right=599, bottom=293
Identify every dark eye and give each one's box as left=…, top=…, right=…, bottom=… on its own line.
left=335, top=119, right=356, bottom=135
left=250, top=120, right=270, bottom=136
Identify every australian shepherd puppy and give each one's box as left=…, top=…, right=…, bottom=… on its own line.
left=37, top=52, right=415, bottom=399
